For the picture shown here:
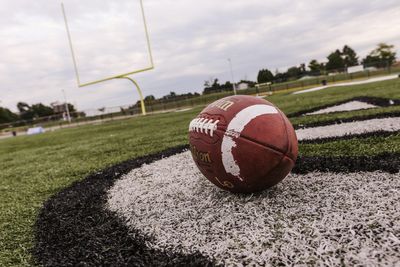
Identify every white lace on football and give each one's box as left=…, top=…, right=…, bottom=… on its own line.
left=189, top=118, right=219, bottom=137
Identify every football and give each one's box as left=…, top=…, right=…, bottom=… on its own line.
left=188, top=95, right=298, bottom=193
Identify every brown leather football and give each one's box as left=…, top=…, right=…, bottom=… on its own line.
left=188, top=95, right=298, bottom=193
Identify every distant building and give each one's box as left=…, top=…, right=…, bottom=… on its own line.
left=392, top=61, right=400, bottom=68
left=51, top=101, right=67, bottom=114
left=364, top=67, right=378, bottom=72
left=237, top=82, right=250, bottom=90
left=347, top=65, right=364, bottom=74
left=51, top=102, right=71, bottom=121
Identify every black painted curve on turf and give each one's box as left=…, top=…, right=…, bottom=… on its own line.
left=288, top=96, right=400, bottom=118
left=33, top=145, right=218, bottom=267
left=33, top=145, right=400, bottom=266
left=293, top=153, right=400, bottom=174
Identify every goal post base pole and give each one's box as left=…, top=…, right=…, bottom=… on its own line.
left=117, top=76, right=147, bottom=116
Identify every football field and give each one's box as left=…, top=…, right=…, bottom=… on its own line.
left=1, top=78, right=399, bottom=266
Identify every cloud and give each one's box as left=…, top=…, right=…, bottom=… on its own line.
left=0, top=0, right=399, bottom=112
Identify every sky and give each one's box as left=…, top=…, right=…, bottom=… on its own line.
left=1, top=0, right=399, bottom=113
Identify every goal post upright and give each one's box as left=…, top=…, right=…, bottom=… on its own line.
left=61, top=0, right=154, bottom=116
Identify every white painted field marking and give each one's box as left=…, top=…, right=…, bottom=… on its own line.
left=108, top=151, right=400, bottom=266
left=306, top=101, right=377, bottom=115
left=221, top=105, right=278, bottom=180
left=293, top=74, right=399, bottom=95
left=297, top=117, right=400, bottom=140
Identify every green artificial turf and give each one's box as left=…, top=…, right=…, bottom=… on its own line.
left=300, top=132, right=400, bottom=157
left=0, top=78, right=399, bottom=266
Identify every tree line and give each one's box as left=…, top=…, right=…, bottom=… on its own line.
left=0, top=102, right=80, bottom=125
left=134, top=78, right=258, bottom=106
left=202, top=78, right=256, bottom=94
left=129, top=91, right=202, bottom=109
left=257, top=43, right=397, bottom=84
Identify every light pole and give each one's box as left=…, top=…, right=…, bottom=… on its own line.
left=62, top=89, right=72, bottom=123
left=227, top=58, right=237, bottom=95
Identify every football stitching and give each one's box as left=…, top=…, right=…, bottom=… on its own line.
left=188, top=117, right=220, bottom=137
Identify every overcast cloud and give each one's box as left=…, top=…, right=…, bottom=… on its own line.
left=0, top=0, right=399, bottom=112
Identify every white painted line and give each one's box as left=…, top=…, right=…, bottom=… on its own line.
left=306, top=101, right=377, bottom=115
left=296, top=117, right=400, bottom=140
left=293, top=74, right=399, bottom=95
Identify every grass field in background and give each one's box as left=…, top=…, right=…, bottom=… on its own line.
left=0, top=78, right=399, bottom=266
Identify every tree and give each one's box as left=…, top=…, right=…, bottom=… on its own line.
left=30, top=103, right=54, bottom=118
left=211, top=79, right=220, bottom=89
left=17, top=102, right=30, bottom=113
left=308, top=59, right=322, bottom=73
left=162, top=92, right=178, bottom=100
left=362, top=55, right=378, bottom=67
left=362, top=43, right=397, bottom=68
left=257, top=69, right=274, bottom=84
left=203, top=78, right=223, bottom=94
left=17, top=102, right=55, bottom=120
left=273, top=71, right=288, bottom=83
left=374, top=43, right=396, bottom=65
left=145, top=95, right=155, bottom=101
left=65, top=104, right=82, bottom=118
left=204, top=77, right=216, bottom=89
left=286, top=66, right=302, bottom=78
left=17, top=102, right=33, bottom=120
left=0, top=107, right=18, bottom=124
left=326, top=49, right=345, bottom=71
left=67, top=103, right=77, bottom=114
left=219, top=81, right=233, bottom=91
left=144, top=95, right=156, bottom=104
left=342, top=45, right=359, bottom=67
left=299, top=63, right=306, bottom=73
